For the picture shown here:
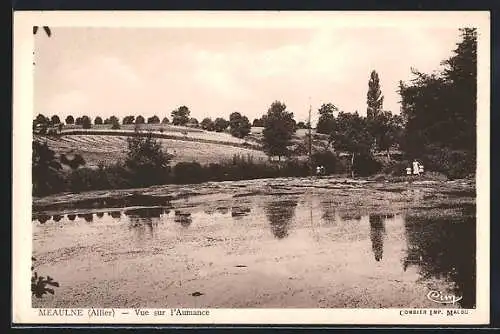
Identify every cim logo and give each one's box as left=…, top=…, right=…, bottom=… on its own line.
left=426, top=290, right=463, bottom=305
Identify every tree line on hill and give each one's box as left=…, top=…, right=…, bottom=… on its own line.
left=33, top=106, right=254, bottom=138
left=33, top=27, right=476, bottom=197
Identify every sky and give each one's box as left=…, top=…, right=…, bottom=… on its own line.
left=34, top=26, right=461, bottom=125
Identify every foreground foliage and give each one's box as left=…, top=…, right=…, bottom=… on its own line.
left=31, top=257, right=59, bottom=298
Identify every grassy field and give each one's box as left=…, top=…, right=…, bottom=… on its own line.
left=62, top=124, right=258, bottom=145
left=36, top=134, right=268, bottom=167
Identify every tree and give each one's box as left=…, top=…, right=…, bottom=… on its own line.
left=34, top=114, right=49, bottom=126
left=229, top=112, right=251, bottom=138
left=171, top=106, right=191, bottom=126
left=200, top=118, right=215, bottom=131
left=75, top=117, right=83, bottom=125
left=262, top=101, right=296, bottom=160
left=330, top=111, right=373, bottom=178
left=214, top=118, right=229, bottom=132
left=122, top=116, right=135, bottom=125
left=316, top=103, right=338, bottom=135
left=50, top=115, right=61, bottom=125
left=188, top=117, right=199, bottom=127
left=366, top=70, right=384, bottom=120
left=440, top=27, right=477, bottom=153
left=94, top=116, right=103, bottom=125
left=32, top=140, right=62, bottom=196
left=31, top=256, right=59, bottom=298
left=65, top=115, right=74, bottom=125
left=161, top=117, right=170, bottom=124
left=109, top=116, right=119, bottom=125
left=33, top=26, right=51, bottom=37
left=253, top=118, right=264, bottom=127
left=33, top=26, right=51, bottom=66
left=296, top=121, right=306, bottom=129
left=33, top=114, right=50, bottom=133
left=369, top=111, right=403, bottom=159
left=81, top=116, right=92, bottom=129
left=135, top=115, right=145, bottom=124
left=399, top=28, right=477, bottom=177
left=147, top=115, right=160, bottom=124
left=125, top=130, right=173, bottom=186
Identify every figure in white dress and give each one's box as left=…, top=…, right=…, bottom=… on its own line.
left=412, top=159, right=420, bottom=176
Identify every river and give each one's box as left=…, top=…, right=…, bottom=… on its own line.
left=32, top=176, right=476, bottom=309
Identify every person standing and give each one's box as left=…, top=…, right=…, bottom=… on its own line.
left=419, top=162, right=424, bottom=175
left=412, top=159, right=420, bottom=176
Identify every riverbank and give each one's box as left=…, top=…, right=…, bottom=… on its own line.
left=33, top=175, right=475, bottom=216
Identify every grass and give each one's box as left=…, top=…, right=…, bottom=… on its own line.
left=36, top=134, right=268, bottom=168
left=38, top=124, right=331, bottom=169
left=62, top=124, right=256, bottom=145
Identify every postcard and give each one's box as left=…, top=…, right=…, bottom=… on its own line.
left=13, top=10, right=490, bottom=325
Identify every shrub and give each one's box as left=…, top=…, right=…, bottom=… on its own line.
left=60, top=153, right=86, bottom=170
left=311, top=151, right=339, bottom=174
left=32, top=140, right=64, bottom=196
left=32, top=257, right=59, bottom=298
left=382, top=160, right=410, bottom=176
left=206, top=163, right=227, bottom=181
left=82, top=116, right=92, bottom=129
left=353, top=154, right=382, bottom=177
left=68, top=167, right=99, bottom=192
left=125, top=131, right=172, bottom=187
left=281, top=159, right=310, bottom=177
left=173, top=162, right=204, bottom=184
left=423, top=147, right=475, bottom=179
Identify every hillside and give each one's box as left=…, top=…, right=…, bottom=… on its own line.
left=34, top=123, right=339, bottom=169
left=36, top=134, right=268, bottom=168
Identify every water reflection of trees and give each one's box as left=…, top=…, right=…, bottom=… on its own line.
left=403, top=214, right=476, bottom=308
left=77, top=213, right=93, bottom=222
left=369, top=214, right=386, bottom=262
left=174, top=210, right=192, bottom=228
left=264, top=199, right=298, bottom=239
left=37, top=214, right=51, bottom=224
left=125, top=207, right=165, bottom=239
left=124, top=207, right=164, bottom=218
left=320, top=200, right=336, bottom=223
left=52, top=214, right=63, bottom=222
left=108, top=211, right=121, bottom=219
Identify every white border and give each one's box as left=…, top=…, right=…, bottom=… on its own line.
left=12, top=11, right=490, bottom=325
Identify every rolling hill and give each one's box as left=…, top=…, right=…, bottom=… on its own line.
left=35, top=133, right=268, bottom=168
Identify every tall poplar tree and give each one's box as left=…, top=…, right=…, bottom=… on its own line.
left=366, top=70, right=384, bottom=120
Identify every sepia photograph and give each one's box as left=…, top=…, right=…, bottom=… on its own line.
left=13, top=11, right=490, bottom=324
